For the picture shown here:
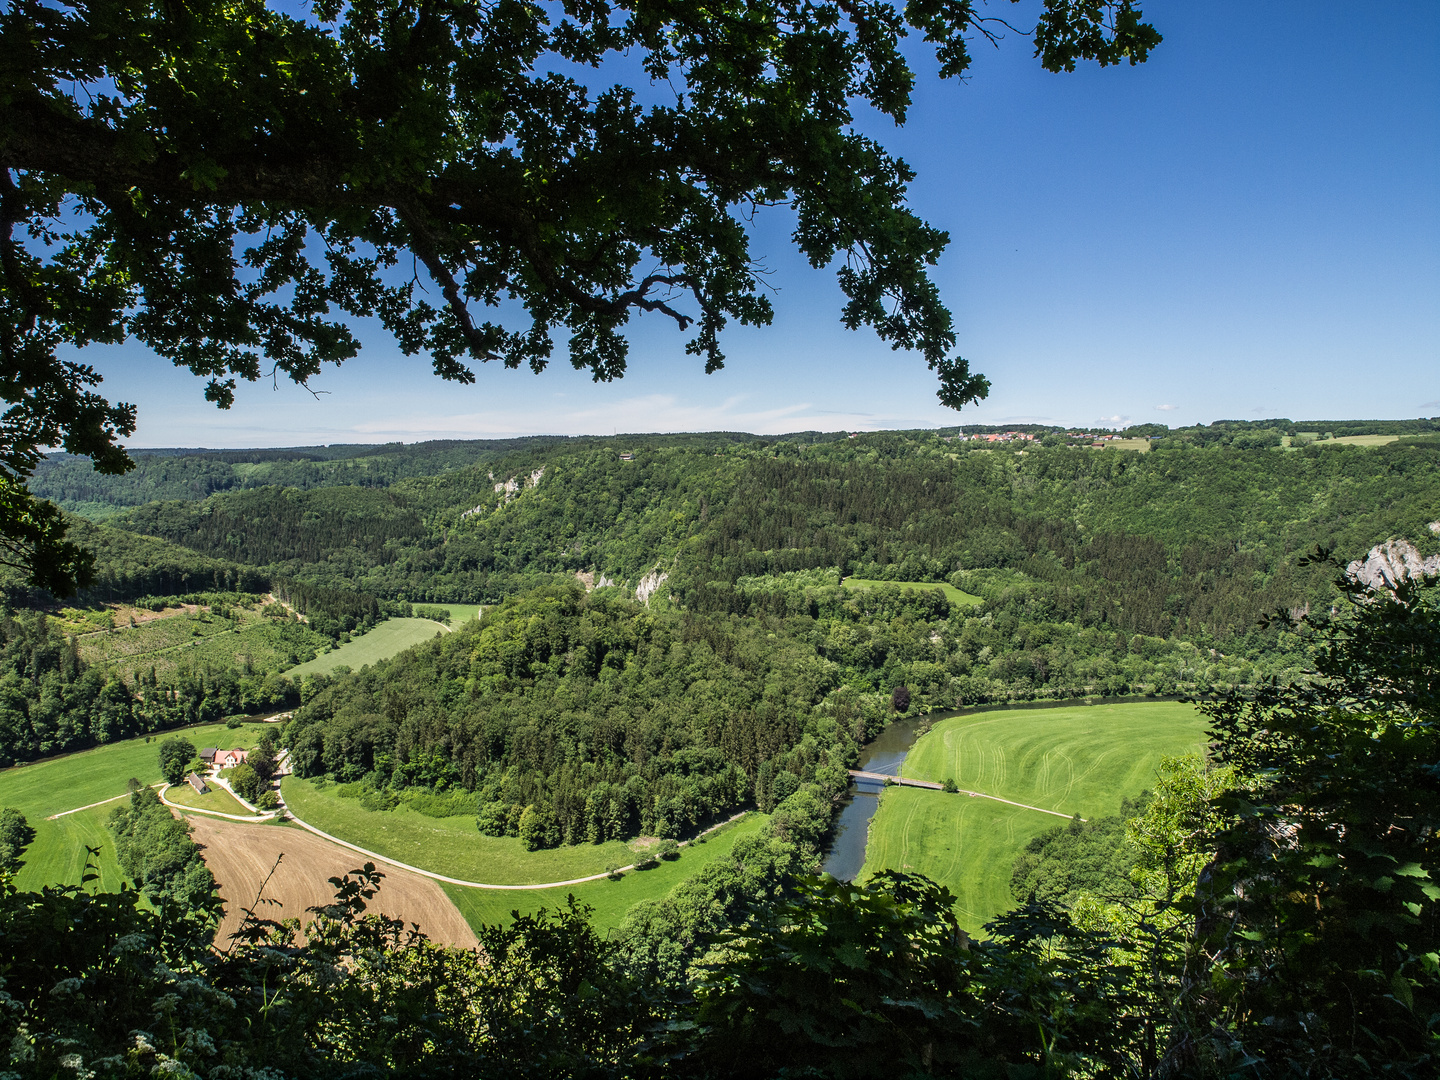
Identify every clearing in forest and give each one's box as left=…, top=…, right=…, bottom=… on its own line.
left=77, top=601, right=331, bottom=681
left=862, top=701, right=1208, bottom=933
left=284, top=617, right=450, bottom=677
left=188, top=815, right=477, bottom=949
left=436, top=603, right=485, bottom=628
left=841, top=579, right=982, bottom=606
left=0, top=722, right=264, bottom=891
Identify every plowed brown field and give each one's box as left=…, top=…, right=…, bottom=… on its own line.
left=188, top=816, right=478, bottom=949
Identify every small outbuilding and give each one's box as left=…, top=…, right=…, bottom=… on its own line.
left=186, top=773, right=210, bottom=795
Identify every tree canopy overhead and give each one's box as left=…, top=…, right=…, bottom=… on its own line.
left=0, top=0, right=1159, bottom=592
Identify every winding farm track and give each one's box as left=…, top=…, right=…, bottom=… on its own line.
left=188, top=815, right=478, bottom=949
left=282, top=800, right=748, bottom=890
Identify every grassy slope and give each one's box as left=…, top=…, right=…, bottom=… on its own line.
left=442, top=812, right=768, bottom=933
left=0, top=722, right=263, bottom=889
left=15, top=805, right=127, bottom=893
left=861, top=702, right=1208, bottom=934
left=842, top=579, right=982, bottom=606
left=902, top=702, right=1208, bottom=819
left=285, top=618, right=450, bottom=677
left=282, top=777, right=636, bottom=883
left=861, top=788, right=1057, bottom=932
left=80, top=606, right=332, bottom=681
left=1329, top=435, right=1401, bottom=447
left=165, top=782, right=257, bottom=817
left=439, top=604, right=484, bottom=628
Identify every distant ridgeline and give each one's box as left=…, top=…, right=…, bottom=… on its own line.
left=10, top=423, right=1439, bottom=734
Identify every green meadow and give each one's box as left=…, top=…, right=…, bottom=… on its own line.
left=285, top=617, right=450, bottom=677
left=841, top=578, right=982, bottom=606
left=442, top=812, right=768, bottom=932
left=438, top=604, right=485, bottom=628
left=861, top=788, right=1057, bottom=932
left=861, top=701, right=1209, bottom=933
left=164, top=780, right=257, bottom=817
left=0, top=722, right=264, bottom=890
left=902, top=701, right=1208, bottom=818
left=282, top=776, right=636, bottom=883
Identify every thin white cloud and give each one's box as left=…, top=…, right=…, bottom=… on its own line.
left=1423, top=399, right=1440, bottom=409
left=1098, top=414, right=1129, bottom=427
left=341, top=393, right=892, bottom=440
left=1155, top=404, right=1178, bottom=411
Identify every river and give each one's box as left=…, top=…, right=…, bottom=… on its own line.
left=819, top=716, right=922, bottom=880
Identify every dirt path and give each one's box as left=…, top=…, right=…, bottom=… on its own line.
left=188, top=816, right=477, bottom=950
left=847, top=769, right=1082, bottom=820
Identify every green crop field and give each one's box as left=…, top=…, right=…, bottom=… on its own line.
left=860, top=701, right=1209, bottom=933
left=0, top=722, right=264, bottom=890
left=442, top=812, right=768, bottom=932
left=902, top=701, right=1208, bottom=819
left=842, top=579, right=982, bottom=606
left=861, top=788, right=1057, bottom=932
left=285, top=617, right=450, bottom=677
left=283, top=776, right=639, bottom=883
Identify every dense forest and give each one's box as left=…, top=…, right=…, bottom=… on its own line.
left=287, top=586, right=859, bottom=846
left=90, top=432, right=1440, bottom=655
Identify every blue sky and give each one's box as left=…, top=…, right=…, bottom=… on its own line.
left=97, top=1, right=1439, bottom=447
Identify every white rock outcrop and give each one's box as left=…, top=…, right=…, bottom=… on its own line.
left=1346, top=538, right=1440, bottom=590
left=491, top=466, right=546, bottom=504
left=575, top=570, right=616, bottom=592
left=635, top=568, right=669, bottom=606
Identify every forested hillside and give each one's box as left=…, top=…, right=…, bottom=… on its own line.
left=97, top=433, right=1440, bottom=652
left=8, top=430, right=1435, bottom=754
left=287, top=586, right=857, bottom=846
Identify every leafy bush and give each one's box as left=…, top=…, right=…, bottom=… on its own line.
left=0, top=808, right=35, bottom=871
